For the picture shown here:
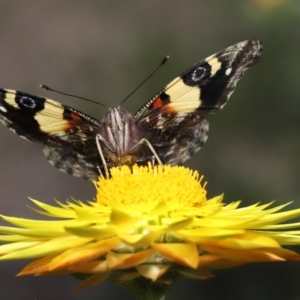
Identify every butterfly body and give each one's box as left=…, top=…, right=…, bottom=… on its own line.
left=0, top=40, right=262, bottom=180
left=97, top=107, right=151, bottom=168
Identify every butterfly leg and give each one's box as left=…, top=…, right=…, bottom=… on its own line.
left=96, top=134, right=110, bottom=178
left=97, top=165, right=104, bottom=177
left=130, top=138, right=163, bottom=165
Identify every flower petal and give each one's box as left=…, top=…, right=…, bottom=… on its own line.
left=76, top=272, right=110, bottom=290
left=178, top=267, right=214, bottom=279
left=107, top=249, right=154, bottom=269
left=151, top=242, right=199, bottom=268
left=49, top=237, right=120, bottom=271
left=201, top=245, right=285, bottom=262
left=136, top=264, right=170, bottom=281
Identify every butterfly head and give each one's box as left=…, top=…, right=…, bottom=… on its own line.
left=102, top=106, right=131, bottom=132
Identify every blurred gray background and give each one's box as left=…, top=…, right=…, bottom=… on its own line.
left=0, top=1, right=300, bottom=299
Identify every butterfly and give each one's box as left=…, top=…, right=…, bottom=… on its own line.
left=0, top=40, right=262, bottom=180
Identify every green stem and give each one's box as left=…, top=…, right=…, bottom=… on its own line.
left=120, top=277, right=178, bottom=300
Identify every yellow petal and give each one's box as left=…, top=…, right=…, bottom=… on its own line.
left=258, top=247, right=300, bottom=261
left=0, top=241, right=41, bottom=257
left=201, top=245, right=285, bottom=262
left=202, top=259, right=246, bottom=269
left=18, top=254, right=59, bottom=275
left=68, top=260, right=109, bottom=273
left=120, top=231, right=162, bottom=246
left=165, top=218, right=193, bottom=231
left=151, top=242, right=199, bottom=268
left=178, top=267, right=214, bottom=279
left=107, top=249, right=154, bottom=269
left=28, top=199, right=77, bottom=218
left=110, top=209, right=140, bottom=228
left=1, top=236, right=92, bottom=259
left=136, top=264, right=170, bottom=281
left=65, top=225, right=117, bottom=239
left=76, top=273, right=110, bottom=290
left=49, top=237, right=120, bottom=271
left=204, top=232, right=280, bottom=249
left=197, top=254, right=224, bottom=267
left=178, top=228, right=245, bottom=240
left=114, top=271, right=140, bottom=282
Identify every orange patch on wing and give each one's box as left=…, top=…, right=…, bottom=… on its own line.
left=63, top=112, right=83, bottom=132
left=151, top=97, right=164, bottom=108
left=70, top=112, right=83, bottom=121
left=65, top=112, right=83, bottom=130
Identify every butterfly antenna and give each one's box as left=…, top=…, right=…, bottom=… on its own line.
left=39, top=84, right=107, bottom=107
left=120, top=55, right=170, bottom=105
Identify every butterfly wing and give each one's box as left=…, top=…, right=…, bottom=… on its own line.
left=0, top=40, right=262, bottom=180
left=135, top=40, right=262, bottom=164
left=0, top=89, right=100, bottom=179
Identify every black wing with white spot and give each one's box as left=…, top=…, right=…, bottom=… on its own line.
left=0, top=89, right=101, bottom=179
left=135, top=40, right=262, bottom=164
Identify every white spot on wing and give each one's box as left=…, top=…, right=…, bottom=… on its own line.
left=191, top=67, right=205, bottom=82
left=0, top=106, right=7, bottom=113
left=225, top=67, right=232, bottom=76
left=20, top=96, right=36, bottom=109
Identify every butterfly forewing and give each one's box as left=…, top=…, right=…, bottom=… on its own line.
left=136, top=39, right=262, bottom=164
left=0, top=40, right=262, bottom=180
left=0, top=89, right=101, bottom=179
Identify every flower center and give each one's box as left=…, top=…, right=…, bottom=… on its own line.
left=96, top=164, right=207, bottom=210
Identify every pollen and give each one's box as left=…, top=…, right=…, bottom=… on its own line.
left=96, top=164, right=207, bottom=211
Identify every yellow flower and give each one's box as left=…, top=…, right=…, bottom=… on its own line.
left=1, top=164, right=300, bottom=292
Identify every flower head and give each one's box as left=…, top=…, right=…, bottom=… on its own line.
left=1, top=164, right=300, bottom=291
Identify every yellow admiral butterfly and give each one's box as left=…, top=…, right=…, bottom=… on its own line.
left=0, top=40, right=262, bottom=180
